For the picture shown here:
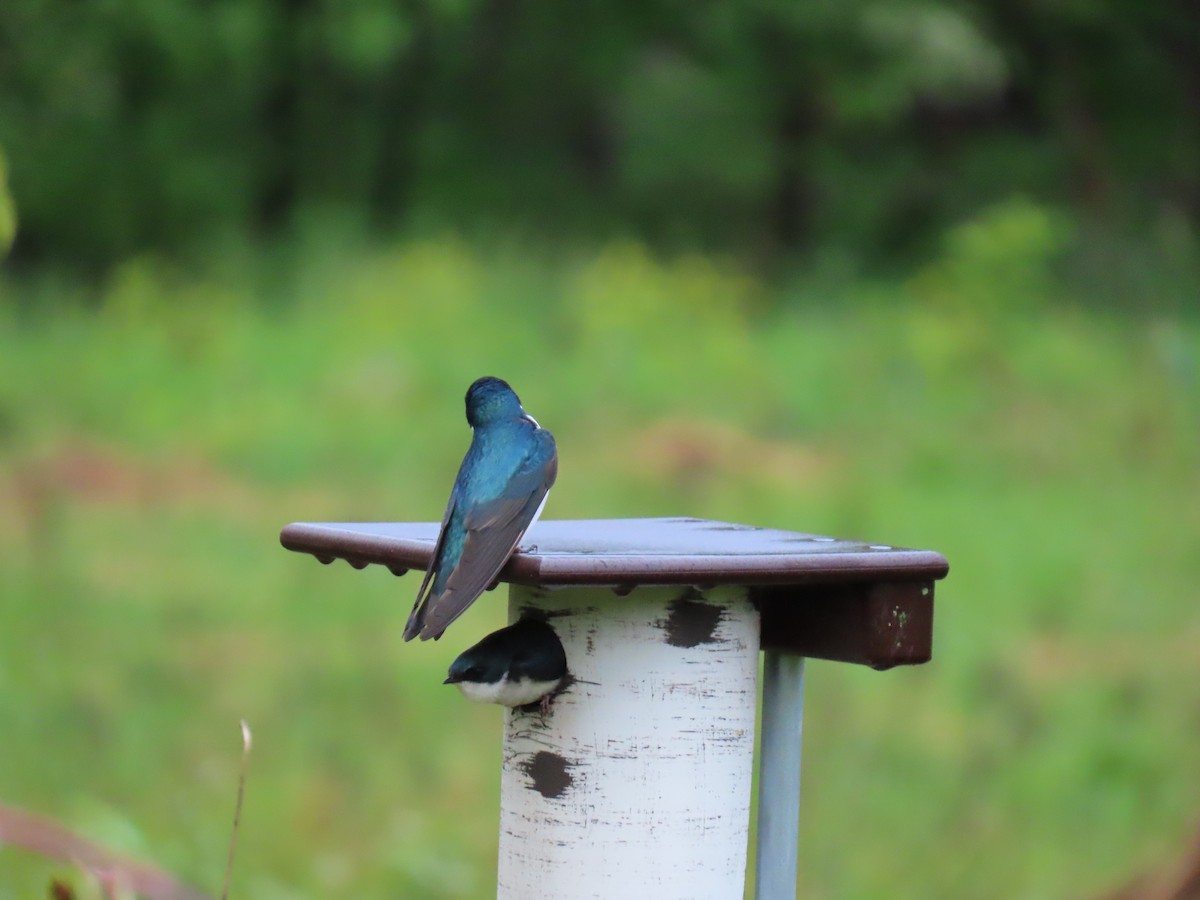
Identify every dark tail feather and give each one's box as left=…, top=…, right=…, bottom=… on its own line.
left=402, top=567, right=437, bottom=641
left=402, top=607, right=421, bottom=641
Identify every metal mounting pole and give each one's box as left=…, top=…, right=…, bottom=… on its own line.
left=754, top=651, right=806, bottom=900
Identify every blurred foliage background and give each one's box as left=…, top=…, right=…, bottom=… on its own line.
left=2, top=0, right=1199, bottom=284
left=0, top=1, right=1198, bottom=898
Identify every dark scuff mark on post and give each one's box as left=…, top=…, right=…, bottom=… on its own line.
left=520, top=750, right=574, bottom=799
left=658, top=589, right=724, bottom=648
left=515, top=604, right=553, bottom=623
left=515, top=604, right=579, bottom=629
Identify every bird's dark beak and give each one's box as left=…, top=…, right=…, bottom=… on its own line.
left=443, top=674, right=461, bottom=685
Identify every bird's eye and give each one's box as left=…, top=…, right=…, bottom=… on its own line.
left=465, top=666, right=482, bottom=680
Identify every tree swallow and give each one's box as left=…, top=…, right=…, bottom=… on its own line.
left=403, top=376, right=557, bottom=641
left=444, top=619, right=568, bottom=709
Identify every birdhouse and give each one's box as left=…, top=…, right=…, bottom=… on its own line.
left=281, top=517, right=948, bottom=899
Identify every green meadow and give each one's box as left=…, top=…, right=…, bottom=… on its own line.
left=1, top=222, right=1198, bottom=897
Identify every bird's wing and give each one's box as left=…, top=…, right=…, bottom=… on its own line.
left=416, top=436, right=556, bottom=640
left=508, top=620, right=568, bottom=682
left=402, top=485, right=459, bottom=641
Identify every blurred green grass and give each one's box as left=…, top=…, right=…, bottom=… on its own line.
left=0, top=224, right=1198, bottom=898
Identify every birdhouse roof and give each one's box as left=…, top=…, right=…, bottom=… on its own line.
left=280, top=517, right=948, bottom=668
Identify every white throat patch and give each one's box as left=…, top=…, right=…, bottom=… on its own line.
left=457, top=673, right=562, bottom=708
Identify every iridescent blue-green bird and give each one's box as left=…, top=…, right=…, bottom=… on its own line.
left=403, top=377, right=557, bottom=641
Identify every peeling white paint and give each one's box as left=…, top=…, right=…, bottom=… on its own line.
left=497, top=585, right=760, bottom=900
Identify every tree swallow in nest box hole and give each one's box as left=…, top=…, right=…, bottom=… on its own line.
left=444, top=619, right=568, bottom=711
left=403, top=376, right=557, bottom=642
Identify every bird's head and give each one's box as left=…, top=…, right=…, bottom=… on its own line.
left=465, top=376, right=524, bottom=428
left=444, top=647, right=508, bottom=688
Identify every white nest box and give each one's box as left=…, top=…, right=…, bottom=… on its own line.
left=282, top=517, right=949, bottom=899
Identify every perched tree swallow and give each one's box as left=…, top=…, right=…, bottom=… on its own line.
left=444, top=619, right=568, bottom=709
left=403, top=377, right=557, bottom=641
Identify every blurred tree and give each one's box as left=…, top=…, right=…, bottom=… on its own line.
left=0, top=0, right=1195, bottom=277
left=0, top=146, right=15, bottom=258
